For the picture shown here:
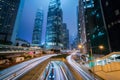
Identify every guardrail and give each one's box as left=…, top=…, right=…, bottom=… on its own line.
left=92, top=52, right=120, bottom=72
left=0, top=44, right=42, bottom=52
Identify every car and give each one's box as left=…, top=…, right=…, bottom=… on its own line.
left=49, top=73, right=55, bottom=79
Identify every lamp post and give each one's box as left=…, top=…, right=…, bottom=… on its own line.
left=89, top=45, right=104, bottom=66
left=78, top=44, right=83, bottom=53
left=89, top=45, right=104, bottom=68
left=89, top=45, right=104, bottom=79
left=99, top=45, right=104, bottom=50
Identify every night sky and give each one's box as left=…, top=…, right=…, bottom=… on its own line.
left=18, top=0, right=78, bottom=44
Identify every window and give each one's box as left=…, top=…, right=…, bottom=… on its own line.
left=118, top=20, right=120, bottom=23
left=92, top=35, right=95, bottom=39
left=105, top=1, right=109, bottom=6
left=114, top=9, right=119, bottom=16
left=98, top=32, right=104, bottom=36
left=108, top=24, right=111, bottom=28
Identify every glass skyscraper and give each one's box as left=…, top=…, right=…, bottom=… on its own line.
left=62, top=23, right=69, bottom=49
left=78, top=0, right=87, bottom=53
left=13, top=0, right=26, bottom=45
left=77, top=0, right=109, bottom=54
left=32, top=9, right=43, bottom=47
left=101, top=0, right=120, bottom=52
left=0, top=0, right=20, bottom=45
left=45, top=0, right=63, bottom=49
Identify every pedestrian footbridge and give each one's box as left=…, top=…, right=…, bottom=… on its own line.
left=92, top=52, right=120, bottom=72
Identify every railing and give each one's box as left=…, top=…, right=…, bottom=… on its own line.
left=92, top=52, right=120, bottom=72
left=0, top=44, right=42, bottom=53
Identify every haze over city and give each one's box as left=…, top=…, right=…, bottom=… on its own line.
left=0, top=0, right=120, bottom=80
left=18, top=0, right=78, bottom=43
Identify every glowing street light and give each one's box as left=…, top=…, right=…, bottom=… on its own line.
left=78, top=44, right=83, bottom=53
left=78, top=44, right=83, bottom=49
left=99, top=45, right=104, bottom=50
left=89, top=45, right=105, bottom=67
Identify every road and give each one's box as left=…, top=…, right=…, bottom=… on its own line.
left=40, top=61, right=75, bottom=80
left=0, top=54, right=57, bottom=80
left=67, top=51, right=96, bottom=80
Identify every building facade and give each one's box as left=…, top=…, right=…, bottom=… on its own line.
left=100, top=0, right=120, bottom=52
left=89, top=0, right=110, bottom=55
left=77, top=6, right=81, bottom=44
left=78, top=0, right=87, bottom=54
left=71, top=36, right=78, bottom=50
left=0, top=0, right=20, bottom=45
left=32, top=9, right=43, bottom=47
left=78, top=0, right=110, bottom=55
left=62, top=23, right=69, bottom=49
left=12, top=0, right=25, bottom=45
left=45, top=0, right=63, bottom=49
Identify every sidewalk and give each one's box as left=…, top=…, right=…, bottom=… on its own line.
left=95, top=70, right=120, bottom=80
left=87, top=52, right=120, bottom=80
left=79, top=61, right=120, bottom=80
left=74, top=52, right=120, bottom=80
left=91, top=64, right=120, bottom=80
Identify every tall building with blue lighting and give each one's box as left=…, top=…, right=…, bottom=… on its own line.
left=45, top=0, right=63, bottom=49
left=62, top=23, right=69, bottom=49
left=14, top=0, right=26, bottom=45
left=0, top=0, right=20, bottom=45
left=32, top=9, right=43, bottom=47
left=100, top=0, right=120, bottom=52
left=78, top=0, right=87, bottom=53
left=78, top=0, right=109, bottom=55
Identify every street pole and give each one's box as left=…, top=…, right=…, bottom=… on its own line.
left=90, top=47, right=96, bottom=80
left=90, top=48, right=93, bottom=60
left=99, top=0, right=112, bottom=52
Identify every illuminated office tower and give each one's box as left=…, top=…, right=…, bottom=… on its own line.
left=32, top=9, right=43, bottom=47
left=100, top=0, right=120, bottom=52
left=0, top=0, right=20, bottom=45
left=45, top=0, right=63, bottom=49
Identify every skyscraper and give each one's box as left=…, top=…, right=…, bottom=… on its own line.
left=62, top=23, right=69, bottom=49
left=100, top=0, right=120, bottom=52
left=88, top=0, right=110, bottom=55
left=0, top=0, right=20, bottom=45
left=45, top=0, right=63, bottom=49
left=13, top=0, right=26, bottom=45
left=78, top=0, right=109, bottom=55
left=78, top=0, right=87, bottom=53
left=32, top=9, right=43, bottom=47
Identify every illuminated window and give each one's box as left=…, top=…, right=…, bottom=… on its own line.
left=98, top=32, right=104, bottom=36
left=111, top=22, right=114, bottom=26
left=105, top=1, right=109, bottom=6
left=118, top=20, right=120, bottom=23
left=92, top=35, right=95, bottom=39
left=108, top=24, right=111, bottom=28
left=115, top=9, right=119, bottom=16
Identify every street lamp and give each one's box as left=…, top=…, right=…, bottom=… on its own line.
left=89, top=45, right=104, bottom=79
left=78, top=44, right=83, bottom=49
left=90, top=45, right=104, bottom=56
left=78, top=44, right=83, bottom=53
left=99, top=45, right=104, bottom=50
left=89, top=45, right=104, bottom=67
